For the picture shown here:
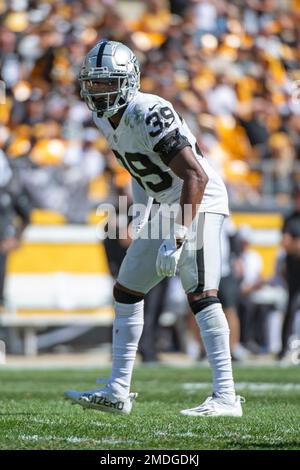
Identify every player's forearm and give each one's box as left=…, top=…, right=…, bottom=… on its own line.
left=168, top=146, right=208, bottom=231
left=176, top=171, right=208, bottom=228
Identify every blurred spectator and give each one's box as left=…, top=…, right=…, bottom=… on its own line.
left=257, top=249, right=288, bottom=354
left=0, top=152, right=32, bottom=310
left=235, top=225, right=266, bottom=352
left=0, top=0, right=300, bottom=209
left=219, top=217, right=247, bottom=361
left=169, top=0, right=192, bottom=16
left=278, top=182, right=300, bottom=359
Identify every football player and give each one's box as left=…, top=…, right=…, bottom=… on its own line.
left=65, top=40, right=243, bottom=417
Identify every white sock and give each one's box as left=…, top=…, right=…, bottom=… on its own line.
left=195, top=303, right=235, bottom=402
left=109, top=300, right=144, bottom=396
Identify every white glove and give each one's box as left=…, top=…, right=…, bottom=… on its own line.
left=156, top=223, right=188, bottom=277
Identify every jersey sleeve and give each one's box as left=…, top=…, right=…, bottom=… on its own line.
left=141, top=98, right=192, bottom=165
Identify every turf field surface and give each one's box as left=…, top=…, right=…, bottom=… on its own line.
left=0, top=365, right=299, bottom=450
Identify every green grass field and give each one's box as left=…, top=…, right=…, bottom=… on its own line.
left=0, top=365, right=299, bottom=450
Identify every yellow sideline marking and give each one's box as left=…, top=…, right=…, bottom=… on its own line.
left=31, top=210, right=66, bottom=225
left=232, top=212, right=283, bottom=229
left=232, top=213, right=283, bottom=277
left=7, top=244, right=109, bottom=274
left=31, top=210, right=284, bottom=229
left=14, top=307, right=114, bottom=315
left=32, top=210, right=107, bottom=225
left=252, top=245, right=279, bottom=278
left=9, top=212, right=283, bottom=278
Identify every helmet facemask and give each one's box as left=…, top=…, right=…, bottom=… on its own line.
left=79, top=42, right=140, bottom=118
left=80, top=74, right=132, bottom=117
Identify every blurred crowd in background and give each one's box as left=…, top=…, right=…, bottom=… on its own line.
left=0, top=0, right=300, bottom=222
left=1, top=0, right=300, bottom=361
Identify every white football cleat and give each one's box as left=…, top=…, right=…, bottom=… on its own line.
left=180, top=395, right=244, bottom=417
left=64, top=384, right=138, bottom=415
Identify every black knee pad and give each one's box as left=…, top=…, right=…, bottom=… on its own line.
left=113, top=285, right=144, bottom=304
left=189, top=295, right=220, bottom=315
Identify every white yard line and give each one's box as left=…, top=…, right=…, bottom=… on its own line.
left=182, top=382, right=300, bottom=391
left=18, top=434, right=138, bottom=445
left=19, top=434, right=99, bottom=444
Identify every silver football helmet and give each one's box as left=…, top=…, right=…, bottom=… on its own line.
left=79, top=40, right=140, bottom=117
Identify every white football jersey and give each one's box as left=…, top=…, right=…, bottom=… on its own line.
left=93, top=91, right=229, bottom=215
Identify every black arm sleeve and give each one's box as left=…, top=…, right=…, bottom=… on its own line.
left=153, top=129, right=192, bottom=166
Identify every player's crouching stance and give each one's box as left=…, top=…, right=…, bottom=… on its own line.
left=64, top=40, right=244, bottom=417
